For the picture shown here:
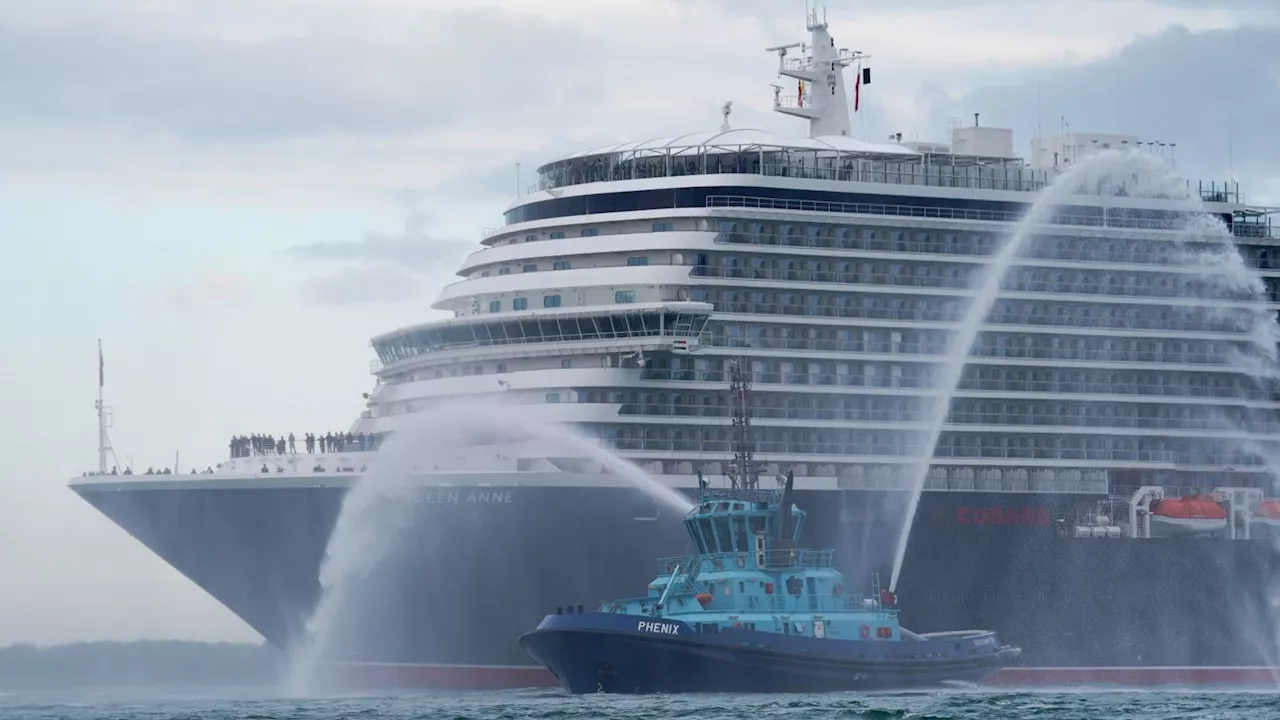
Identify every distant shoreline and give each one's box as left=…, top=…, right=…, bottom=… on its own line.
left=0, top=640, right=283, bottom=689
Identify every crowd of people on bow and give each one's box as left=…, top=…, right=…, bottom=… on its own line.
left=228, top=430, right=391, bottom=458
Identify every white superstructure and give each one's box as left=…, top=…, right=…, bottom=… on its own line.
left=78, top=9, right=1280, bottom=501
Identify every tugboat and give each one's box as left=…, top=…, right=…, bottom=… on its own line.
left=518, top=363, right=1022, bottom=694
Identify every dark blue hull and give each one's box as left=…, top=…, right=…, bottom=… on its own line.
left=518, top=613, right=1017, bottom=694
left=70, top=480, right=1280, bottom=686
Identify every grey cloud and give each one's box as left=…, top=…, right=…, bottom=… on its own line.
left=704, top=0, right=1277, bottom=18
left=0, top=7, right=587, bottom=142
left=289, top=214, right=469, bottom=272
left=301, top=266, right=420, bottom=305
left=936, top=24, right=1280, bottom=192
left=289, top=210, right=472, bottom=305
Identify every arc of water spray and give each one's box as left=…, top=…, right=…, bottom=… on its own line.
left=887, top=150, right=1200, bottom=593
left=285, top=397, right=692, bottom=695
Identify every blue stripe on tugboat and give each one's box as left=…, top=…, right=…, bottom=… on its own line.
left=519, top=457, right=1021, bottom=693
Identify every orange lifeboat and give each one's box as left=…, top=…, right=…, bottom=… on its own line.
left=1152, top=495, right=1227, bottom=520
left=694, top=593, right=713, bottom=608
left=1255, top=499, right=1280, bottom=521
left=1249, top=499, right=1280, bottom=539
left=1148, top=494, right=1228, bottom=537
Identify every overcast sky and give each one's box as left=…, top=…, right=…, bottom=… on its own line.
left=0, top=0, right=1276, bottom=646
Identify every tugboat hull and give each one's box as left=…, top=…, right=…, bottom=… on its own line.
left=519, top=613, right=1018, bottom=694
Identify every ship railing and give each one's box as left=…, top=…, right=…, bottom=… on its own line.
left=694, top=488, right=780, bottom=504
left=617, top=403, right=1280, bottom=435
left=639, top=368, right=1262, bottom=403
left=708, top=229, right=1280, bottom=267
left=690, top=262, right=1272, bottom=304
left=537, top=151, right=1259, bottom=208
left=700, top=300, right=1261, bottom=335
left=705, top=195, right=1278, bottom=240
left=701, top=335, right=1237, bottom=367
left=657, top=550, right=836, bottom=574
left=603, top=436, right=1269, bottom=467
left=604, top=588, right=889, bottom=617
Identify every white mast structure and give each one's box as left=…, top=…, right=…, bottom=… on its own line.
left=767, top=6, right=868, bottom=138
left=96, top=338, right=115, bottom=473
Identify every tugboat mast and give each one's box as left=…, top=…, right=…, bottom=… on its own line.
left=726, top=359, right=759, bottom=490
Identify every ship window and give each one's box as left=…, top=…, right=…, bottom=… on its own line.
left=525, top=234, right=537, bottom=242
left=544, top=294, right=562, bottom=308
left=513, top=297, right=528, bottom=310
left=498, top=267, right=510, bottom=275
left=715, top=518, right=734, bottom=553
left=549, top=231, right=565, bottom=239
left=545, top=393, right=560, bottom=403
left=697, top=518, right=715, bottom=551
left=628, top=257, right=649, bottom=266
left=488, top=300, right=501, bottom=312
left=653, top=222, right=674, bottom=232
left=553, top=260, right=571, bottom=270
left=581, top=228, right=599, bottom=237
left=615, top=290, right=636, bottom=304
left=522, top=264, right=537, bottom=273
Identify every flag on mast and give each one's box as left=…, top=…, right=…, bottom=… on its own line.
left=854, top=67, right=861, bottom=112
left=797, top=79, right=804, bottom=108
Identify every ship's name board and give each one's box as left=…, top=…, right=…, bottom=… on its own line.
left=956, top=506, right=1050, bottom=526
left=411, top=490, right=515, bottom=505
left=637, top=621, right=681, bottom=635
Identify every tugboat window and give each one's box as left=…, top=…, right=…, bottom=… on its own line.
left=715, top=518, right=734, bottom=554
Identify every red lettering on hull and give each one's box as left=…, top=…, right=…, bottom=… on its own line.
left=956, top=507, right=1050, bottom=526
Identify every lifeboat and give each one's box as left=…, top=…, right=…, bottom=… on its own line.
left=1148, top=494, right=1228, bottom=537
left=1249, top=499, right=1280, bottom=538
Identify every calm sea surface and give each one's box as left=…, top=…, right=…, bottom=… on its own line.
left=2, top=688, right=1279, bottom=720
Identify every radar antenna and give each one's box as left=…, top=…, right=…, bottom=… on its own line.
left=766, top=7, right=869, bottom=138
left=726, top=359, right=759, bottom=490
left=720, top=101, right=733, bottom=133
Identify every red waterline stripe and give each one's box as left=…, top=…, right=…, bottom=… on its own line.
left=989, top=666, right=1280, bottom=686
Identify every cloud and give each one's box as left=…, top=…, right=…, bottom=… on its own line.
left=936, top=24, right=1280, bottom=196
left=288, top=209, right=471, bottom=305
left=289, top=213, right=468, bottom=271
left=0, top=6, right=588, bottom=143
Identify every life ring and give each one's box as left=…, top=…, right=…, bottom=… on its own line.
left=736, top=557, right=746, bottom=569
left=860, top=624, right=871, bottom=639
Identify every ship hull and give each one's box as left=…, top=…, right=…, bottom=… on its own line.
left=71, top=480, right=1280, bottom=687
left=517, top=613, right=1016, bottom=694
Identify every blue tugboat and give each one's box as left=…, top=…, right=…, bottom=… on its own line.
left=519, top=362, right=1021, bottom=694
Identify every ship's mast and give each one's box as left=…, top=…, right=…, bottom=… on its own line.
left=726, top=359, right=759, bottom=490
left=767, top=6, right=869, bottom=138
left=95, top=339, right=114, bottom=473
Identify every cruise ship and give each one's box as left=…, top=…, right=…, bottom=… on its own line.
left=71, top=13, right=1280, bottom=687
